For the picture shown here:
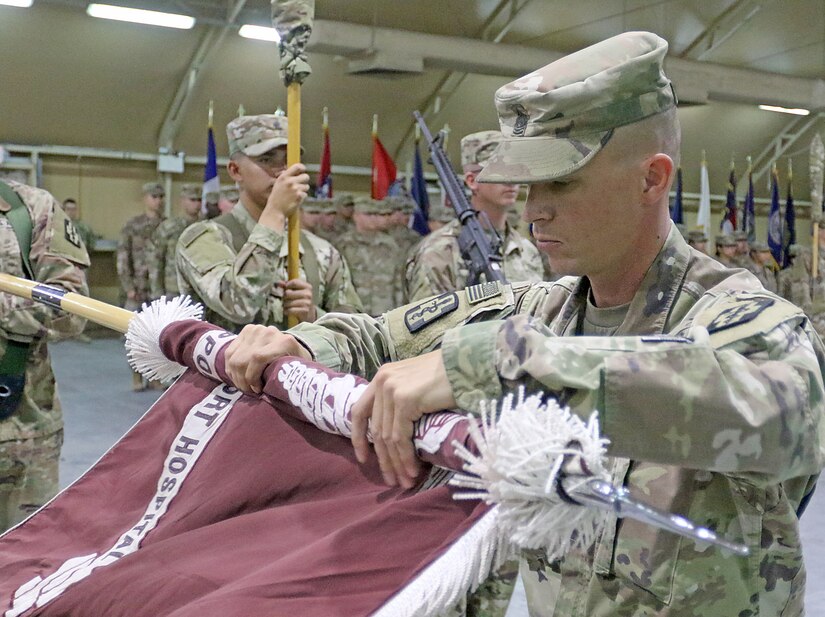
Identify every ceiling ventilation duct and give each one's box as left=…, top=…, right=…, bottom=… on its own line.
left=347, top=51, right=424, bottom=77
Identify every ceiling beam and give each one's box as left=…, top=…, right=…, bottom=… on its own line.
left=156, top=0, right=248, bottom=149
left=679, top=0, right=766, bottom=61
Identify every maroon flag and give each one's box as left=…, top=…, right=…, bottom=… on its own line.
left=371, top=117, right=397, bottom=199
left=0, top=320, right=492, bottom=617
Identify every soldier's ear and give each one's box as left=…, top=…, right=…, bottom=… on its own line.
left=227, top=159, right=243, bottom=182
left=464, top=171, right=479, bottom=194
left=641, top=153, right=673, bottom=206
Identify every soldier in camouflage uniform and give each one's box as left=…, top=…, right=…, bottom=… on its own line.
left=713, top=234, right=738, bottom=267
left=332, top=193, right=355, bottom=236
left=61, top=199, right=97, bottom=252
left=387, top=194, right=424, bottom=258
left=224, top=31, right=825, bottom=617
left=427, top=201, right=455, bottom=233
left=0, top=181, right=89, bottom=532
left=749, top=241, right=778, bottom=293
left=117, top=182, right=165, bottom=309
left=176, top=114, right=362, bottom=333
left=336, top=197, right=404, bottom=317
left=686, top=229, right=708, bottom=254
left=778, top=244, right=808, bottom=307
left=149, top=184, right=202, bottom=299
left=404, top=130, right=544, bottom=303
left=300, top=197, right=337, bottom=242
left=218, top=186, right=240, bottom=215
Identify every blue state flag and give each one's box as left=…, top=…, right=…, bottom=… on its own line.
left=768, top=167, right=783, bottom=266
left=783, top=170, right=796, bottom=268
left=670, top=167, right=683, bottom=224
left=410, top=142, right=430, bottom=236
left=742, top=164, right=756, bottom=243
left=202, top=125, right=220, bottom=215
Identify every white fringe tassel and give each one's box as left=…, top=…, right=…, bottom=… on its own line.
left=372, top=507, right=512, bottom=617
left=451, top=390, right=610, bottom=561
left=125, top=295, right=204, bottom=383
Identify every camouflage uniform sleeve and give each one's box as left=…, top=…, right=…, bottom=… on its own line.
left=404, top=234, right=462, bottom=303
left=148, top=223, right=165, bottom=299
left=317, top=244, right=364, bottom=317
left=176, top=221, right=287, bottom=325
left=0, top=191, right=89, bottom=342
left=290, top=281, right=521, bottom=379
left=116, top=219, right=135, bottom=295
left=441, top=293, right=825, bottom=482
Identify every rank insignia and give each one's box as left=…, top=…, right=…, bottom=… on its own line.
left=64, top=219, right=82, bottom=248
left=707, top=297, right=775, bottom=334
left=466, top=281, right=502, bottom=305
left=404, top=292, right=459, bottom=333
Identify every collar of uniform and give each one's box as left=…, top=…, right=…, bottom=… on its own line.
left=558, top=223, right=691, bottom=336
left=502, top=221, right=523, bottom=256
left=230, top=201, right=258, bottom=236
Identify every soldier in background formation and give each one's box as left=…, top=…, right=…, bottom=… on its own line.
left=333, top=193, right=355, bottom=235
left=403, top=130, right=544, bottom=303
left=426, top=201, right=455, bottom=232
left=300, top=197, right=337, bottom=242
left=117, top=182, right=165, bottom=311
left=778, top=222, right=825, bottom=340
left=117, top=182, right=165, bottom=391
left=61, top=198, right=98, bottom=251
left=218, top=186, right=240, bottom=215
left=386, top=194, right=422, bottom=257
left=176, top=114, right=362, bottom=333
left=748, top=241, right=778, bottom=293
left=713, top=234, right=738, bottom=267
left=0, top=180, right=89, bottom=532
left=337, top=197, right=404, bottom=316
left=686, top=229, right=708, bottom=254
left=149, top=183, right=202, bottom=299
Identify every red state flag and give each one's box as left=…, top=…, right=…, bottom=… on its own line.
left=371, top=132, right=397, bottom=199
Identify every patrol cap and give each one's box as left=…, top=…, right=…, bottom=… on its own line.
left=687, top=230, right=708, bottom=242
left=716, top=234, right=736, bottom=247
left=478, top=31, right=676, bottom=184
left=302, top=197, right=335, bottom=214
left=460, top=131, right=502, bottom=170
left=385, top=194, right=416, bottom=214
left=221, top=186, right=240, bottom=203
left=733, top=230, right=748, bottom=241
left=142, top=182, right=165, bottom=197
left=429, top=203, right=455, bottom=223
left=334, top=193, right=355, bottom=210
left=749, top=241, right=769, bottom=252
left=787, top=243, right=802, bottom=257
left=180, top=184, right=201, bottom=200
left=226, top=114, right=289, bottom=156
left=354, top=196, right=393, bottom=215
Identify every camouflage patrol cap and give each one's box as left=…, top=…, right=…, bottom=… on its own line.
left=180, top=184, right=201, bottom=200
left=716, top=234, right=736, bottom=247
left=334, top=193, right=355, bottom=210
left=477, top=31, right=675, bottom=184
left=733, top=230, right=748, bottom=241
left=142, top=182, right=165, bottom=196
left=353, top=196, right=384, bottom=215
left=787, top=243, right=802, bottom=257
left=226, top=114, right=289, bottom=156
left=460, top=131, right=502, bottom=170
left=749, top=241, right=769, bottom=252
left=302, top=197, right=335, bottom=214
left=687, top=230, right=708, bottom=242
left=221, top=186, right=240, bottom=203
left=429, top=203, right=455, bottom=223
left=385, top=194, right=416, bottom=214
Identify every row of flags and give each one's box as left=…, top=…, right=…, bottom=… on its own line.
left=671, top=157, right=797, bottom=269
left=201, top=109, right=433, bottom=237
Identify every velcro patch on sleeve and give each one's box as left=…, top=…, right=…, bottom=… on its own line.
left=466, top=281, right=503, bottom=305
left=386, top=284, right=516, bottom=360
left=48, top=205, right=90, bottom=266
left=178, top=223, right=235, bottom=276
left=695, top=292, right=803, bottom=347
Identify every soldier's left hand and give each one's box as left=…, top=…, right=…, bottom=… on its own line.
left=350, top=350, right=456, bottom=489
left=282, top=279, right=317, bottom=323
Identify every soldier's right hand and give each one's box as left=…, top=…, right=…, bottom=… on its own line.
left=224, top=324, right=312, bottom=395
left=259, top=164, right=310, bottom=231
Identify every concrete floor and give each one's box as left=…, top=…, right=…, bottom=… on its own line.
left=51, top=336, right=825, bottom=616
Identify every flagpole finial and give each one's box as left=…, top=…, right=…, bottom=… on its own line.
left=746, top=154, right=752, bottom=170
left=208, top=100, right=214, bottom=129
left=443, top=123, right=451, bottom=150
left=415, top=123, right=421, bottom=143
left=701, top=149, right=706, bottom=165
left=788, top=158, right=793, bottom=179
left=237, top=103, right=246, bottom=118
left=372, top=114, right=378, bottom=136
left=322, top=106, right=328, bottom=129
left=274, top=106, right=286, bottom=117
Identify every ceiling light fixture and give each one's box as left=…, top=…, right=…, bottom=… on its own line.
left=86, top=3, right=195, bottom=29
left=0, top=0, right=34, bottom=7
left=239, top=25, right=281, bottom=42
left=758, top=104, right=810, bottom=116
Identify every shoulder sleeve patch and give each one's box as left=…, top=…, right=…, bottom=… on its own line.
left=695, top=292, right=803, bottom=347
left=48, top=204, right=90, bottom=266
left=177, top=223, right=235, bottom=276
left=386, top=283, right=516, bottom=360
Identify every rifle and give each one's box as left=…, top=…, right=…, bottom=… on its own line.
left=414, top=112, right=507, bottom=286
